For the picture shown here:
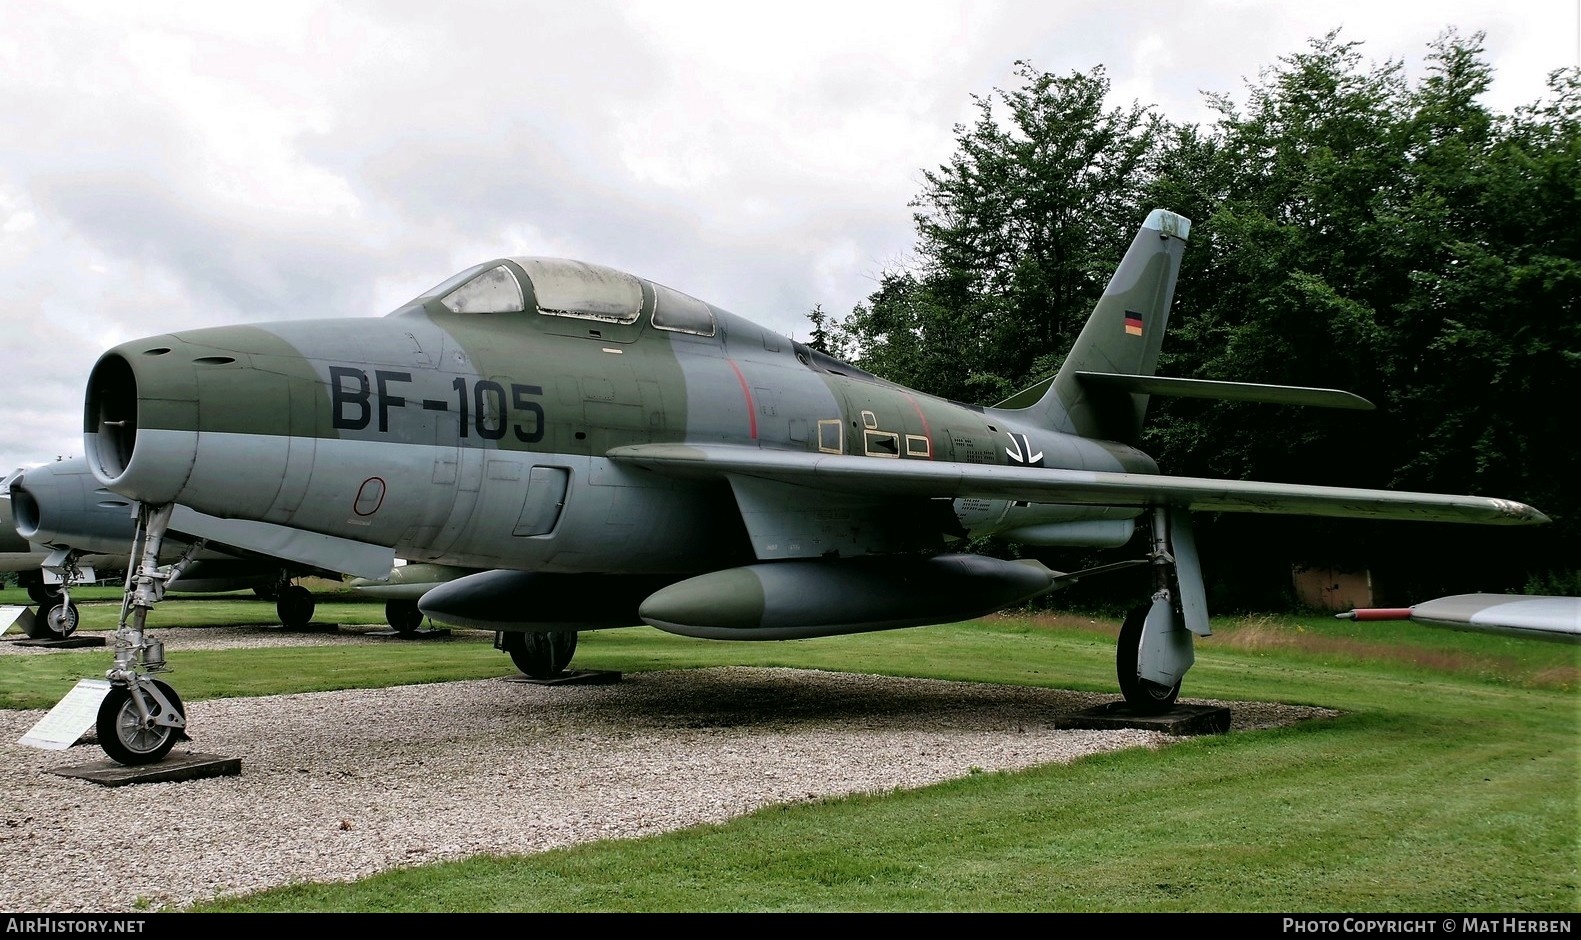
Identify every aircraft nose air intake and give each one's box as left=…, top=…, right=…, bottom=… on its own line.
left=8, top=480, right=42, bottom=540
left=10, top=459, right=139, bottom=549
left=84, top=337, right=205, bottom=504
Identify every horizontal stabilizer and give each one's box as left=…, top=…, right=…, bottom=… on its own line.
left=995, top=373, right=1375, bottom=411
left=1075, top=372, right=1375, bottom=409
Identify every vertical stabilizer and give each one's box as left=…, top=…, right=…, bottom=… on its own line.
left=1018, top=209, right=1190, bottom=443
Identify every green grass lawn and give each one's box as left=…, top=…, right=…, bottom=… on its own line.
left=3, top=584, right=1576, bottom=912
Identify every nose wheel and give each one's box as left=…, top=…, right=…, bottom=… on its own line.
left=26, top=550, right=87, bottom=639
left=29, top=598, right=80, bottom=639
left=96, top=678, right=187, bottom=765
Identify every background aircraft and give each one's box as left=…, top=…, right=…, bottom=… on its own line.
left=66, top=208, right=1548, bottom=765
left=3, top=457, right=357, bottom=636
left=345, top=560, right=477, bottom=634
left=0, top=468, right=121, bottom=637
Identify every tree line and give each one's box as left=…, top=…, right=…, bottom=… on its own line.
left=815, top=29, right=1580, bottom=610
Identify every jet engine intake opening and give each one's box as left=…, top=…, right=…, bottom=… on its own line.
left=8, top=483, right=41, bottom=540
left=85, top=354, right=138, bottom=479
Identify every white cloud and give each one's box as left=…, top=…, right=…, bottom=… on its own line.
left=0, top=0, right=1573, bottom=469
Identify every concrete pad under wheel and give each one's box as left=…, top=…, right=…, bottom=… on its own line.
left=500, top=669, right=623, bottom=687
left=49, top=752, right=242, bottom=787
left=12, top=635, right=107, bottom=650
left=1055, top=701, right=1231, bottom=736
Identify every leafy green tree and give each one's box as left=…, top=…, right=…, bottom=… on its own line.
left=838, top=61, right=1165, bottom=404
left=802, top=303, right=843, bottom=357
left=838, top=31, right=1580, bottom=606
left=1145, top=30, right=1580, bottom=601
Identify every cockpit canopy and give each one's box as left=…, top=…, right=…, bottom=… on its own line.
left=401, top=257, right=717, bottom=336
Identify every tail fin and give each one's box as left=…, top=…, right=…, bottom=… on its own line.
left=1001, top=209, right=1190, bottom=444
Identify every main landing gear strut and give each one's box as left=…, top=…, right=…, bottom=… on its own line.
left=1115, top=508, right=1212, bottom=714
left=97, top=503, right=205, bottom=765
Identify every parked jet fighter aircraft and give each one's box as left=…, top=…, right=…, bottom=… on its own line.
left=72, top=208, right=1549, bottom=765
left=5, top=456, right=351, bottom=635
left=0, top=469, right=122, bottom=638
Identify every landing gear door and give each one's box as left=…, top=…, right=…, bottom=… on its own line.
left=1169, top=511, right=1211, bottom=637
left=1140, top=595, right=1194, bottom=687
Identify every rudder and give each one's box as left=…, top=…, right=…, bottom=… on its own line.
left=1012, top=209, right=1191, bottom=444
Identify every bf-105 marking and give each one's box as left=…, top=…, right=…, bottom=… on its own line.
left=329, top=366, right=545, bottom=442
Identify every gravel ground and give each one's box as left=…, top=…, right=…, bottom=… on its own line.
left=0, top=626, right=1338, bottom=913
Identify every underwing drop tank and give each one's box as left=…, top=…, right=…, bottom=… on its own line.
left=418, top=570, right=683, bottom=632
left=638, top=553, right=1060, bottom=640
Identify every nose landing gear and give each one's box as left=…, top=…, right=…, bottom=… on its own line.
left=96, top=503, right=202, bottom=766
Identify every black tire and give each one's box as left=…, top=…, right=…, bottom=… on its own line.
left=96, top=679, right=186, bottom=765
left=386, top=599, right=424, bottom=635
left=28, top=599, right=79, bottom=639
left=1116, top=603, right=1181, bottom=714
left=276, top=585, right=315, bottom=628
left=24, top=577, right=61, bottom=607
left=23, top=606, right=52, bottom=640
left=501, top=630, right=578, bottom=679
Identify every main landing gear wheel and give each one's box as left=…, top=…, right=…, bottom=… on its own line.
left=386, top=599, right=424, bottom=635
left=276, top=585, right=315, bottom=629
left=501, top=630, right=578, bottom=679
left=1116, top=603, right=1181, bottom=714
left=28, top=599, right=79, bottom=640
left=96, top=679, right=186, bottom=765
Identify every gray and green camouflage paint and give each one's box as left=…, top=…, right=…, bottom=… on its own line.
left=78, top=209, right=1547, bottom=646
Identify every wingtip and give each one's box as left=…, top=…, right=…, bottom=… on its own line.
left=1488, top=499, right=1552, bottom=525
left=1513, top=504, right=1552, bottom=525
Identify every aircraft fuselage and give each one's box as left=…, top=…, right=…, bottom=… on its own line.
left=84, top=258, right=1156, bottom=576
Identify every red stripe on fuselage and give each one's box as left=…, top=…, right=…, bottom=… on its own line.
left=727, top=358, right=758, bottom=440
left=903, top=393, right=934, bottom=458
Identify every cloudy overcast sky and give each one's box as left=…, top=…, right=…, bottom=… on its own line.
left=1, top=0, right=1574, bottom=472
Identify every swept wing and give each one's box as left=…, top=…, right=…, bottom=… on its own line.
left=608, top=443, right=1548, bottom=527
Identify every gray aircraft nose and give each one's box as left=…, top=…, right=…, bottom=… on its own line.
left=83, top=316, right=451, bottom=520
left=9, top=458, right=136, bottom=550
left=85, top=331, right=218, bottom=505
left=83, top=323, right=333, bottom=508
